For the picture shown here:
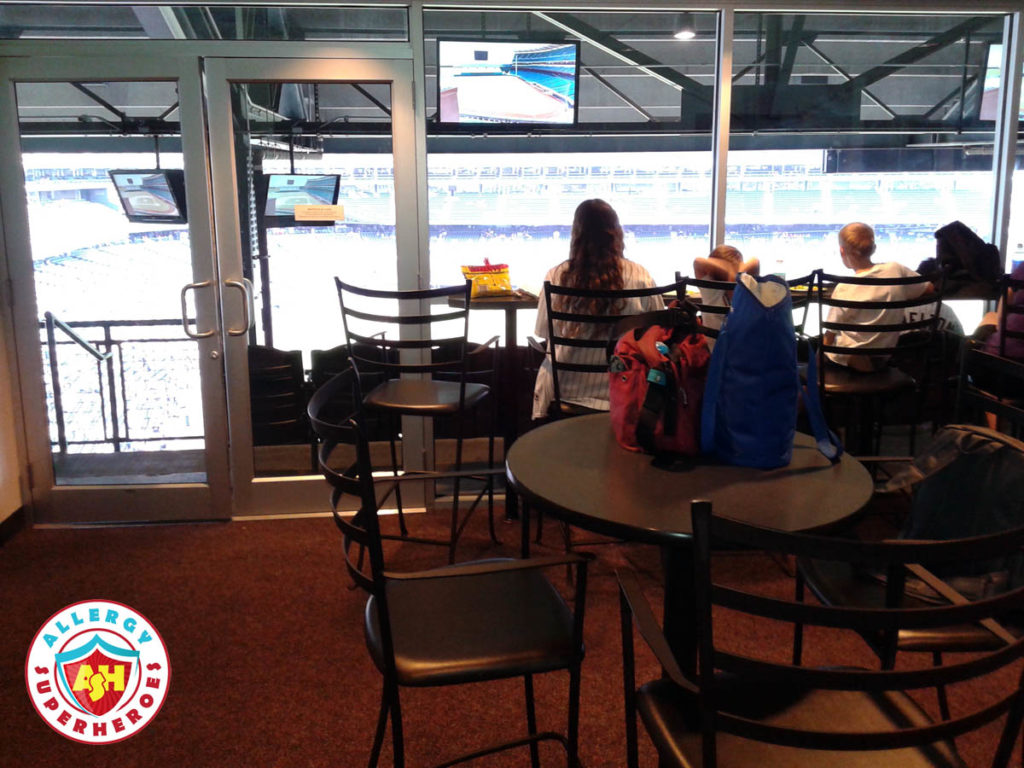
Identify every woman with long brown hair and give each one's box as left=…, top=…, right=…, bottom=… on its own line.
left=532, top=199, right=663, bottom=419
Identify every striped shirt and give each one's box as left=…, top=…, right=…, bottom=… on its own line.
left=533, top=259, right=664, bottom=419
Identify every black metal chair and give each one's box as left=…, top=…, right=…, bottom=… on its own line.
left=676, top=270, right=815, bottom=353
left=796, top=370, right=1024, bottom=722
left=335, top=278, right=499, bottom=563
left=816, top=269, right=944, bottom=458
left=954, top=272, right=1024, bottom=438
left=619, top=499, right=1024, bottom=768
left=996, top=272, right=1024, bottom=360
left=308, top=366, right=589, bottom=768
left=541, top=280, right=682, bottom=419
left=956, top=341, right=1024, bottom=439
left=247, top=344, right=315, bottom=473
left=532, top=280, right=680, bottom=551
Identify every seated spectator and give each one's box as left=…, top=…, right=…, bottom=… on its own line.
left=824, top=222, right=933, bottom=372
left=974, top=261, right=1024, bottom=361
left=533, top=199, right=663, bottom=419
left=905, top=263, right=963, bottom=336
left=692, top=245, right=760, bottom=342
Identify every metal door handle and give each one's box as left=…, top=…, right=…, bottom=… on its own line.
left=180, top=280, right=215, bottom=339
left=224, top=278, right=254, bottom=336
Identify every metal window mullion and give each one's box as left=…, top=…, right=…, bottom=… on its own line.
left=992, top=12, right=1023, bottom=263
left=712, top=8, right=734, bottom=249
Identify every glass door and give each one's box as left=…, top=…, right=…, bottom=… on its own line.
left=0, top=55, right=230, bottom=522
left=205, top=57, right=420, bottom=516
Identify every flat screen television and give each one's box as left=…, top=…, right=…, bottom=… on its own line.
left=109, top=169, right=187, bottom=224
left=437, top=39, right=580, bottom=126
left=256, top=173, right=341, bottom=228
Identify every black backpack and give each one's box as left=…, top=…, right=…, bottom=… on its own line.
left=892, top=425, right=1024, bottom=595
left=933, top=220, right=1002, bottom=286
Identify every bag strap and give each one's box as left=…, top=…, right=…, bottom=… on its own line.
left=804, top=339, right=843, bottom=464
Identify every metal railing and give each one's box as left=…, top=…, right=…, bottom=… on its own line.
left=41, top=313, right=205, bottom=454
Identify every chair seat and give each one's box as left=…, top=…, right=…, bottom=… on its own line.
left=636, top=676, right=964, bottom=768
left=799, top=557, right=1014, bottom=654
left=366, top=559, right=578, bottom=687
left=363, top=379, right=490, bottom=416
left=823, top=364, right=915, bottom=396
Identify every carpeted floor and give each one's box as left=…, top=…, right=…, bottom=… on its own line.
left=0, top=504, right=1019, bottom=768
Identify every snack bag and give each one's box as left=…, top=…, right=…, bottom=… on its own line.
left=462, top=259, right=513, bottom=298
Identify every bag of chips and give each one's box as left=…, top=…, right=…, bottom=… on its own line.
left=461, top=259, right=513, bottom=298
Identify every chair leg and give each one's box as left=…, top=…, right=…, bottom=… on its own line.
left=568, top=664, right=582, bottom=768
left=388, top=419, right=408, bottom=538
left=449, top=421, right=465, bottom=565
left=524, top=674, right=540, bottom=768
left=933, top=651, right=951, bottom=721
left=620, top=587, right=640, bottom=768
left=369, top=682, right=393, bottom=768
left=390, top=683, right=405, bottom=768
left=486, top=425, right=498, bottom=544
left=793, top=569, right=805, bottom=666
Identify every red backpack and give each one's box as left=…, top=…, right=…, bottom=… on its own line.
left=608, top=306, right=710, bottom=457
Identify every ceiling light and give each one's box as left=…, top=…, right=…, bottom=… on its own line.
left=674, top=12, right=696, bottom=41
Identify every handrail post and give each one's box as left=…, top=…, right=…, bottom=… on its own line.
left=103, top=323, right=121, bottom=453
left=44, top=312, right=69, bottom=454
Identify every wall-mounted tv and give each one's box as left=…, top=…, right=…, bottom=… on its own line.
left=437, top=40, right=580, bottom=126
left=109, top=169, right=187, bottom=224
left=255, top=173, right=341, bottom=229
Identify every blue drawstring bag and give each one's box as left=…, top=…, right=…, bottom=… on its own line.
left=700, top=274, right=841, bottom=468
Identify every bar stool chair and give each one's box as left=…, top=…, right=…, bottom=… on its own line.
left=815, top=269, right=943, bottom=459
left=336, top=278, right=500, bottom=563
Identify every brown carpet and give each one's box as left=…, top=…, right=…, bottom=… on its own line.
left=0, top=505, right=1019, bottom=768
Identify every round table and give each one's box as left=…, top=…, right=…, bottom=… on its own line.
left=506, top=413, right=873, bottom=671
left=507, top=413, right=872, bottom=545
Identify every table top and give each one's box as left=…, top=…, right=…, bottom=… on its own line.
left=448, top=289, right=538, bottom=310
left=506, top=413, right=872, bottom=547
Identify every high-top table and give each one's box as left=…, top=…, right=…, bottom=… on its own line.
left=506, top=413, right=873, bottom=671
left=449, top=289, right=540, bottom=520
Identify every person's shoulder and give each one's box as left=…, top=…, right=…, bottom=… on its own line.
left=544, top=261, right=570, bottom=282
left=622, top=259, right=656, bottom=282
left=874, top=261, right=918, bottom=278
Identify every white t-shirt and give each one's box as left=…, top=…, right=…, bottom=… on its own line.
left=903, top=302, right=963, bottom=336
left=696, top=285, right=731, bottom=349
left=826, top=261, right=930, bottom=368
left=533, top=259, right=664, bottom=418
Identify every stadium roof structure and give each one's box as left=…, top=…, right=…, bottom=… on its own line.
left=5, top=6, right=1009, bottom=153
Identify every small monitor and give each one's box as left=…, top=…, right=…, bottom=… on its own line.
left=109, top=169, right=187, bottom=224
left=437, top=40, right=579, bottom=126
left=257, top=173, right=341, bottom=228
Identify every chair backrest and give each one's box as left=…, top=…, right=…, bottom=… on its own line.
left=674, top=271, right=733, bottom=341
left=956, top=339, right=1024, bottom=435
left=816, top=268, right=942, bottom=387
left=336, top=278, right=474, bottom=385
left=307, top=364, right=385, bottom=596
left=676, top=270, right=814, bottom=342
left=247, top=344, right=309, bottom=445
left=687, top=498, right=1024, bottom=768
left=543, top=279, right=682, bottom=413
left=786, top=272, right=815, bottom=336
left=997, top=272, right=1024, bottom=359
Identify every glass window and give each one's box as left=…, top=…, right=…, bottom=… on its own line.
left=0, top=5, right=408, bottom=41
left=725, top=12, right=1004, bottom=284
left=423, top=8, right=717, bottom=345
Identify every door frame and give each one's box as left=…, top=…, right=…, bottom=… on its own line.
left=0, top=53, right=231, bottom=523
left=203, top=55, right=423, bottom=516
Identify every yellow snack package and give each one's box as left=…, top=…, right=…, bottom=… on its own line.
left=461, top=259, right=513, bottom=298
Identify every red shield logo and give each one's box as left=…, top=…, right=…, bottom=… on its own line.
left=55, top=635, right=138, bottom=717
